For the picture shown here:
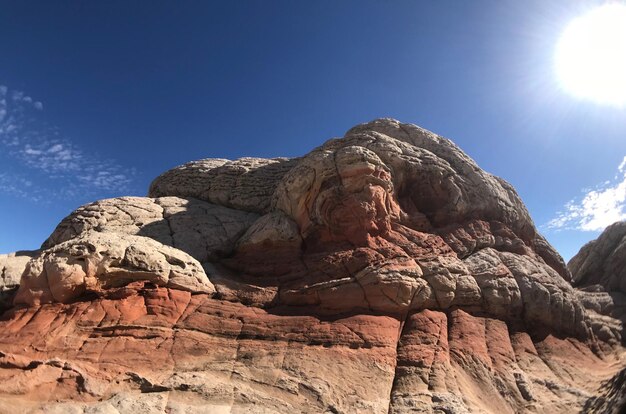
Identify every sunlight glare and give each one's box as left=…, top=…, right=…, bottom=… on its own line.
left=555, top=4, right=626, bottom=106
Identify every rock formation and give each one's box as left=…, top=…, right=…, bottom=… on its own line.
left=570, top=221, right=626, bottom=345
left=15, top=231, right=214, bottom=306
left=0, top=251, right=36, bottom=310
left=570, top=222, right=626, bottom=414
left=0, top=119, right=623, bottom=413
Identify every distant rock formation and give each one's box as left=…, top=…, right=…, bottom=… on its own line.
left=570, top=221, right=626, bottom=292
left=570, top=221, right=626, bottom=345
left=0, top=119, right=623, bottom=413
left=568, top=222, right=626, bottom=414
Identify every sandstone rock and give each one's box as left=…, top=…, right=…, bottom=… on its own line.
left=581, top=367, right=626, bottom=413
left=0, top=284, right=400, bottom=413
left=570, top=221, right=626, bottom=345
left=0, top=119, right=623, bottom=413
left=224, top=119, right=577, bottom=335
left=0, top=284, right=621, bottom=414
left=149, top=157, right=299, bottom=213
left=0, top=251, right=36, bottom=309
left=14, top=231, right=213, bottom=306
left=43, top=196, right=259, bottom=263
left=570, top=221, right=626, bottom=293
left=344, top=120, right=534, bottom=234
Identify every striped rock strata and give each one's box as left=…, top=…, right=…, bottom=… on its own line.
left=0, top=119, right=623, bottom=413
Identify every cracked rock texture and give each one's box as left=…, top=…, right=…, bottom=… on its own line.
left=570, top=221, right=626, bottom=295
left=0, top=118, right=624, bottom=413
left=43, top=196, right=259, bottom=263
left=14, top=231, right=214, bottom=307
left=570, top=221, right=626, bottom=346
left=0, top=251, right=36, bottom=310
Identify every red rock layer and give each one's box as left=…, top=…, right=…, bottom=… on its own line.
left=0, top=282, right=400, bottom=413
left=390, top=309, right=620, bottom=413
left=0, top=282, right=621, bottom=413
left=2, top=120, right=624, bottom=412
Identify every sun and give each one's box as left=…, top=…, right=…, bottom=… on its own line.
left=555, top=3, right=626, bottom=106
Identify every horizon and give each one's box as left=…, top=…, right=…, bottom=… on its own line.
left=1, top=1, right=626, bottom=261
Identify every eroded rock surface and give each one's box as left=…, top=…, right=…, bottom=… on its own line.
left=570, top=221, right=626, bottom=293
left=15, top=231, right=213, bottom=306
left=43, top=196, right=259, bottom=263
left=0, top=119, right=623, bottom=413
left=389, top=309, right=618, bottom=413
left=570, top=221, right=626, bottom=345
left=0, top=251, right=36, bottom=310
left=149, top=157, right=299, bottom=213
left=581, top=366, right=626, bottom=414
left=0, top=283, right=620, bottom=414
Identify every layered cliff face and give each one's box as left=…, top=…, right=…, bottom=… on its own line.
left=0, top=119, right=623, bottom=413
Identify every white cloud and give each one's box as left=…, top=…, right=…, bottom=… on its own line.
left=0, top=172, right=44, bottom=202
left=0, top=94, right=6, bottom=123
left=11, top=91, right=24, bottom=101
left=0, top=85, right=136, bottom=202
left=23, top=146, right=42, bottom=156
left=547, top=156, right=626, bottom=231
left=48, top=143, right=63, bottom=153
left=18, top=140, right=83, bottom=172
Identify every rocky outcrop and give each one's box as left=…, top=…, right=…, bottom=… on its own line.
left=0, top=283, right=619, bottom=414
left=0, top=251, right=36, bottom=310
left=389, top=309, right=617, bottom=413
left=43, top=196, right=259, bottom=263
left=149, top=157, right=299, bottom=214
left=581, top=366, right=626, bottom=414
left=0, top=118, right=623, bottom=413
left=570, top=221, right=626, bottom=293
left=567, top=222, right=626, bottom=411
left=570, top=221, right=626, bottom=345
left=15, top=231, right=214, bottom=306
left=0, top=283, right=400, bottom=413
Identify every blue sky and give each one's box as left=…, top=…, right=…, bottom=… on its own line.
left=1, top=1, right=625, bottom=261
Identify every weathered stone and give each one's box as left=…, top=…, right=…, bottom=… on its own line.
left=149, top=157, right=299, bottom=214
left=43, top=196, right=259, bottom=264
left=389, top=308, right=615, bottom=414
left=570, top=221, right=626, bottom=345
left=581, top=366, right=626, bottom=413
left=570, top=221, right=626, bottom=293
left=0, top=284, right=400, bottom=413
left=14, top=231, right=213, bottom=306
left=0, top=119, right=623, bottom=413
left=0, top=251, right=37, bottom=309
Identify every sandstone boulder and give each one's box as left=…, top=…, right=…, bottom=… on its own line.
left=14, top=231, right=213, bottom=306
left=39, top=119, right=577, bottom=331
left=0, top=251, right=36, bottom=309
